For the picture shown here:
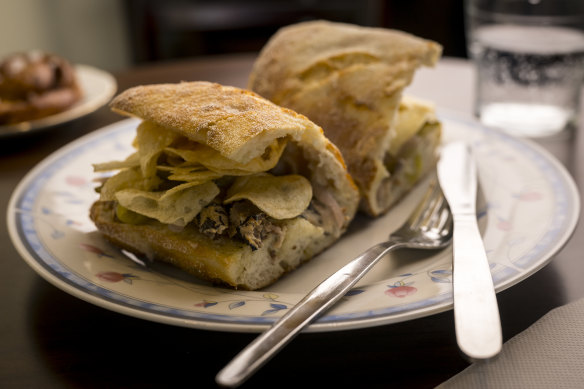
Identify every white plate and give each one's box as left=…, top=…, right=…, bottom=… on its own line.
left=0, top=65, right=117, bottom=136
left=7, top=113, right=579, bottom=332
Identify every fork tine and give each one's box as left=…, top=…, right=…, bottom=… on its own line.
left=408, top=181, right=443, bottom=230
left=426, top=192, right=445, bottom=226
left=434, top=201, right=452, bottom=231
left=427, top=193, right=451, bottom=230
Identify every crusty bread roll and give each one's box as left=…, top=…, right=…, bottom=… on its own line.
left=90, top=81, right=359, bottom=290
left=248, top=20, right=442, bottom=216
left=0, top=51, right=82, bottom=125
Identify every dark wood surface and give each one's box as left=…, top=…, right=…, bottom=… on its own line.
left=1, top=54, right=583, bottom=388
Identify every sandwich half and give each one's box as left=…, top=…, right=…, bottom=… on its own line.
left=90, top=81, right=359, bottom=290
left=248, top=20, right=443, bottom=216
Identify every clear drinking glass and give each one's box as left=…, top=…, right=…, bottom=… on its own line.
left=465, top=0, right=584, bottom=138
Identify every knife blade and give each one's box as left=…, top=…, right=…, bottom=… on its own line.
left=437, top=141, right=502, bottom=361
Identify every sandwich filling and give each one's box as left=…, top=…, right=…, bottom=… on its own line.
left=372, top=96, right=442, bottom=212
left=94, top=120, right=344, bottom=253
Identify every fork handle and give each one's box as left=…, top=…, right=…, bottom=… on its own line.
left=452, top=214, right=502, bottom=361
left=216, top=241, right=399, bottom=388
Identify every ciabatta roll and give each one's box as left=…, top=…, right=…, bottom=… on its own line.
left=248, top=20, right=442, bottom=216
left=90, top=81, right=359, bottom=290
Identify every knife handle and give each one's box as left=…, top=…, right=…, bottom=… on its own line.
left=452, top=213, right=502, bottom=361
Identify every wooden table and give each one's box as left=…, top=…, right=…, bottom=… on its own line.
left=1, top=54, right=583, bottom=388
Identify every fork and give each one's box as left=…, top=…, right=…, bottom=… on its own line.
left=216, top=181, right=453, bottom=388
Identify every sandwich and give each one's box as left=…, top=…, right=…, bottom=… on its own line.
left=90, top=81, right=359, bottom=290
left=248, top=20, right=443, bottom=216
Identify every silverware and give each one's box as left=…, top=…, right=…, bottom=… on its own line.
left=216, top=182, right=453, bottom=388
left=437, top=141, right=502, bottom=361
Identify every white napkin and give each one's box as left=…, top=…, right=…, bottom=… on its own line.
left=437, top=298, right=584, bottom=389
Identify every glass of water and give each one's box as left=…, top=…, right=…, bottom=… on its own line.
left=465, top=0, right=584, bottom=138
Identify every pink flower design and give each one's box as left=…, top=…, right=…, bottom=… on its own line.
left=194, top=300, right=218, bottom=308
left=66, top=175, right=87, bottom=187
left=517, top=191, right=543, bottom=201
left=497, top=218, right=512, bottom=231
left=96, top=271, right=137, bottom=284
left=385, top=282, right=417, bottom=298
left=80, top=243, right=113, bottom=258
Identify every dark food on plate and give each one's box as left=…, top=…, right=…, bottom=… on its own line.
left=90, top=81, right=359, bottom=290
left=249, top=20, right=443, bottom=216
left=0, top=51, right=82, bottom=125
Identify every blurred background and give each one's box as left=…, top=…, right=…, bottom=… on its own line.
left=0, top=0, right=466, bottom=71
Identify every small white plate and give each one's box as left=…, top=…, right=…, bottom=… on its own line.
left=0, top=65, right=117, bottom=136
left=7, top=113, right=579, bottom=332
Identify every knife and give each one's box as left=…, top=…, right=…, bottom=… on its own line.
left=437, top=141, right=502, bottom=361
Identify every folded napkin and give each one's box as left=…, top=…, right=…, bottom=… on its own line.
left=437, top=298, right=584, bottom=388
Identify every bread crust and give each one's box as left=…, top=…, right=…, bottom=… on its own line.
left=91, top=201, right=245, bottom=286
left=111, top=82, right=318, bottom=164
